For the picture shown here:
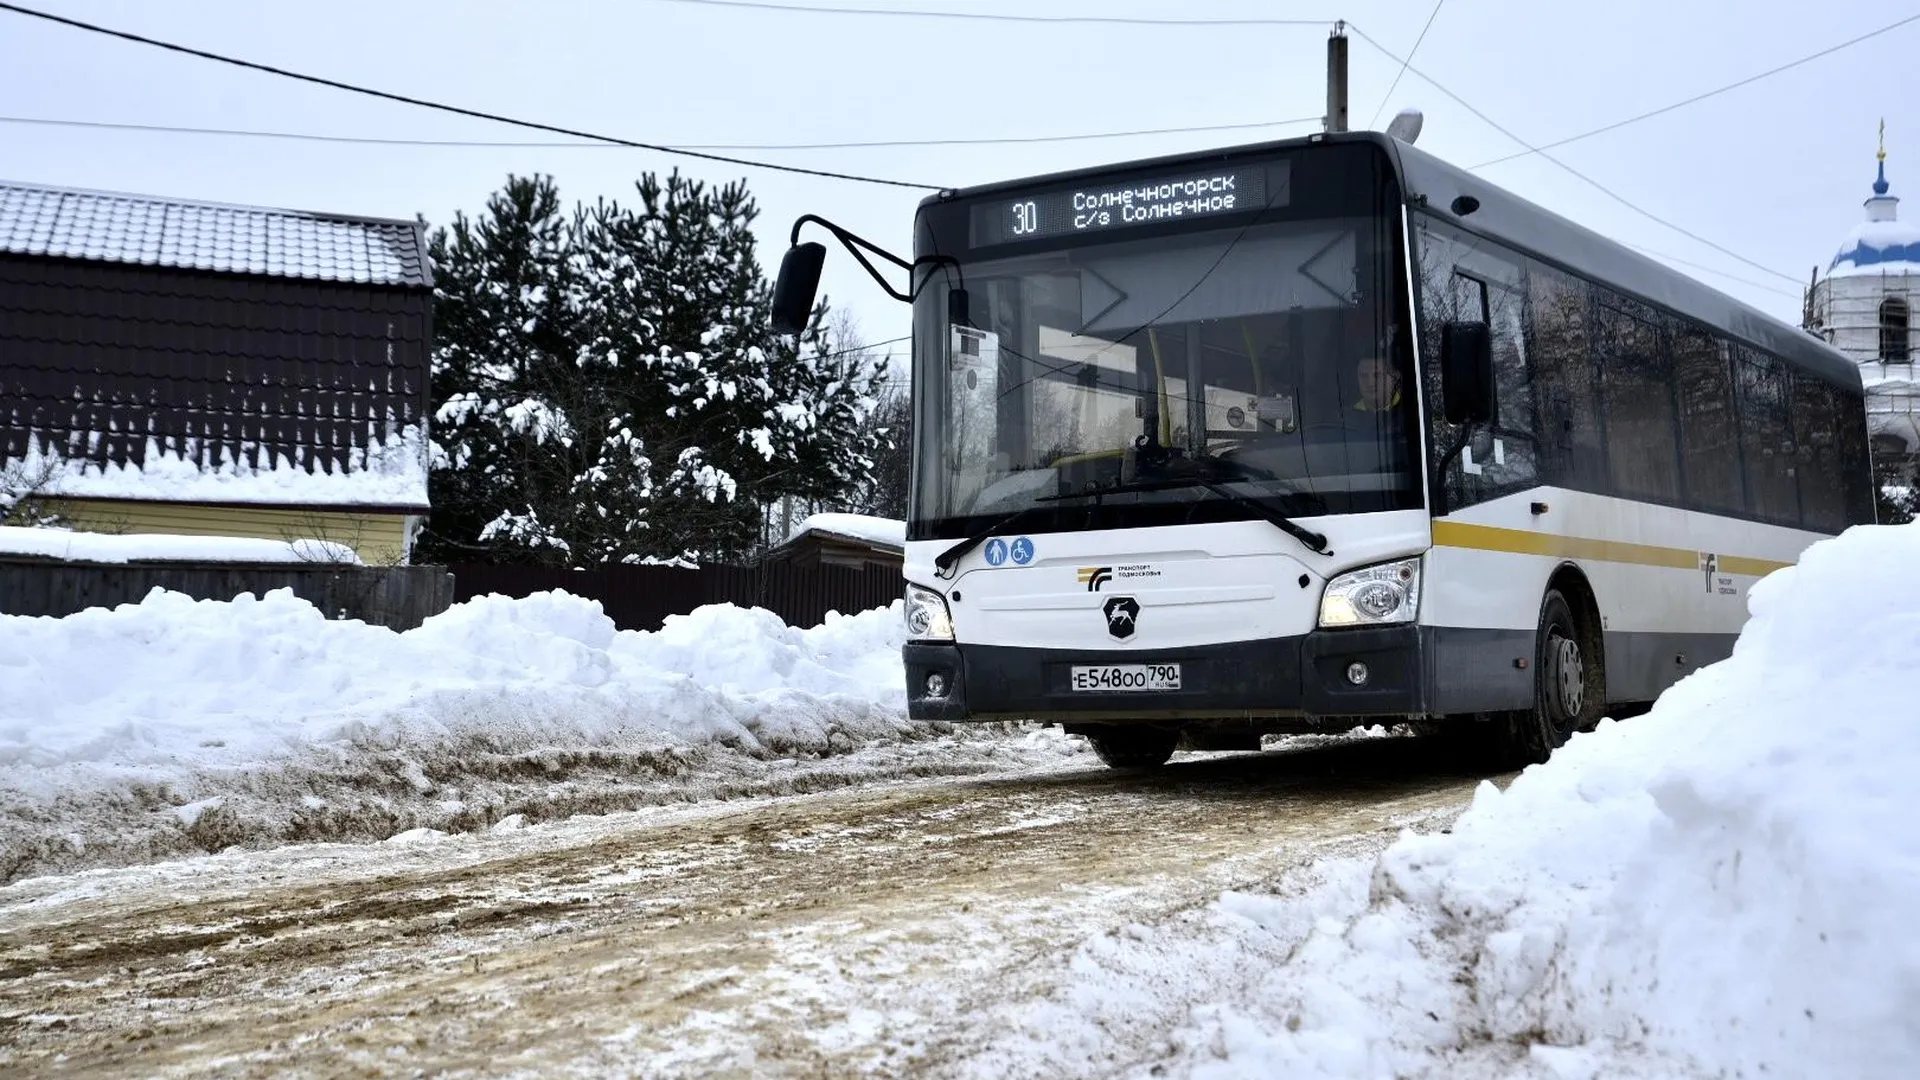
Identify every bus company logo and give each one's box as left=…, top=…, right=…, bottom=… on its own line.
left=1078, top=566, right=1114, bottom=592
left=1699, top=552, right=1718, bottom=593
left=1102, top=596, right=1140, bottom=640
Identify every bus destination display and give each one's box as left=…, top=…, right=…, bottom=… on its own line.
left=971, top=165, right=1276, bottom=247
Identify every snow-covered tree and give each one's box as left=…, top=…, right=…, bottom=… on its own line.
left=416, top=175, right=588, bottom=565
left=0, top=449, right=65, bottom=528
left=823, top=311, right=910, bottom=523
left=420, top=171, right=887, bottom=565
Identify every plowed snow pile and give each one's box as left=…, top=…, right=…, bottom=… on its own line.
left=1135, top=521, right=1920, bottom=1077
left=0, top=589, right=1063, bottom=883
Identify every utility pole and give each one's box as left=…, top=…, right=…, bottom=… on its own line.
left=1325, top=21, right=1349, bottom=134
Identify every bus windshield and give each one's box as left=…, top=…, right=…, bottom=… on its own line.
left=909, top=216, right=1421, bottom=541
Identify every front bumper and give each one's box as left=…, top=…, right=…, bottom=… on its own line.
left=904, top=625, right=1426, bottom=723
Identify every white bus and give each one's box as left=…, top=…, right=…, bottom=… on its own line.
left=772, top=131, right=1874, bottom=768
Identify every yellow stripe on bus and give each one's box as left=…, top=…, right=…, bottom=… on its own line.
left=1430, top=521, right=1794, bottom=576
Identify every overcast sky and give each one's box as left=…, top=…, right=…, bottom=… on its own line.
left=1, top=0, right=1913, bottom=358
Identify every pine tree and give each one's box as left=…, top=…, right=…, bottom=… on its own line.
left=416, top=176, right=590, bottom=565
left=419, top=171, right=887, bottom=566
left=821, top=311, right=910, bottom=523
left=574, top=171, right=886, bottom=563
left=854, top=386, right=913, bottom=520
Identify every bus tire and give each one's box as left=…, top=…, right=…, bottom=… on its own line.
left=1082, top=725, right=1180, bottom=769
left=1505, top=588, right=1601, bottom=765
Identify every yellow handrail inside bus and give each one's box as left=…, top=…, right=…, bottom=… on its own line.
left=1147, top=328, right=1171, bottom=445
left=1241, top=324, right=1263, bottom=399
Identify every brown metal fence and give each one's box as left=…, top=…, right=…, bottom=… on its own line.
left=0, top=561, right=456, bottom=631
left=450, top=561, right=902, bottom=631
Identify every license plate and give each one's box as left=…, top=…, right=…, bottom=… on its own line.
left=1070, top=663, right=1182, bottom=692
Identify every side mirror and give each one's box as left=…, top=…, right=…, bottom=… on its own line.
left=1440, top=320, right=1494, bottom=425
left=771, top=242, right=826, bottom=336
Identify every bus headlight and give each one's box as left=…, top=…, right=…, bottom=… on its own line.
left=1319, top=558, right=1422, bottom=627
left=905, top=583, right=955, bottom=641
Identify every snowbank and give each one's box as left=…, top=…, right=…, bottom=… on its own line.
left=0, top=525, right=360, bottom=565
left=1153, top=521, right=1920, bottom=1078
left=0, top=587, right=1046, bottom=883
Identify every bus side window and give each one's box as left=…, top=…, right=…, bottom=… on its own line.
left=1672, top=332, right=1744, bottom=516
left=1734, top=347, right=1801, bottom=527
left=1450, top=269, right=1537, bottom=499
left=1526, top=264, right=1608, bottom=493
left=1596, top=297, right=1681, bottom=504
left=1792, top=374, right=1847, bottom=532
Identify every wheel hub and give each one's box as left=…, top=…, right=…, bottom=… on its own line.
left=1552, top=634, right=1585, bottom=719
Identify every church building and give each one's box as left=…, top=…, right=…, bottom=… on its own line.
left=1805, top=126, right=1919, bottom=503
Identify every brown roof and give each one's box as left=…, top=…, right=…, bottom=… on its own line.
left=0, top=182, right=432, bottom=510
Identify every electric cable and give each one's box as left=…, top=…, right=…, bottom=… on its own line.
left=0, top=0, right=941, bottom=190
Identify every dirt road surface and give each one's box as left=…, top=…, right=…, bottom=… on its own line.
left=0, top=735, right=1497, bottom=1078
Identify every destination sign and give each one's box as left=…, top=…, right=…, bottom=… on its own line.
left=970, top=162, right=1282, bottom=247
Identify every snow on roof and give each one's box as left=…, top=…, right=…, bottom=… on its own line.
left=787, top=512, right=906, bottom=552
left=0, top=179, right=431, bottom=288
left=0, top=525, right=361, bottom=565
left=12, top=427, right=431, bottom=509
left=1828, top=218, right=1920, bottom=278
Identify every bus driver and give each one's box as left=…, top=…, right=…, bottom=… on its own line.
left=1353, top=353, right=1403, bottom=414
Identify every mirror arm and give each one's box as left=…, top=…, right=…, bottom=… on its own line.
left=791, top=214, right=915, bottom=303
left=788, top=215, right=959, bottom=306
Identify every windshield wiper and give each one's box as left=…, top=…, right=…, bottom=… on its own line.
left=1191, top=478, right=1332, bottom=555
left=1037, top=476, right=1332, bottom=556
left=935, top=471, right=1332, bottom=579
left=933, top=503, right=1057, bottom=579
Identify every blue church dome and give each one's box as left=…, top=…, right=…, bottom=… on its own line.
left=1830, top=142, right=1920, bottom=277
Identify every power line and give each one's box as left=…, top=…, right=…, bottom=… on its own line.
left=1367, top=0, right=1447, bottom=130
left=1474, top=11, right=1920, bottom=169
left=822, top=334, right=911, bottom=361
left=0, top=0, right=941, bottom=191
left=650, top=0, right=1333, bottom=27
left=0, top=113, right=1326, bottom=152
left=1345, top=22, right=1804, bottom=286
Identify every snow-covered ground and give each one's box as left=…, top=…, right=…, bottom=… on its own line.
left=1094, top=519, right=1920, bottom=1079
left=0, top=586, right=1075, bottom=883
left=6, top=521, right=1917, bottom=1078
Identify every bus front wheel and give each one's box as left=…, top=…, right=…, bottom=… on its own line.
left=1505, top=588, right=1602, bottom=765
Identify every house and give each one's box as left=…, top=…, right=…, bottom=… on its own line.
left=763, top=512, right=905, bottom=572
left=0, top=179, right=434, bottom=564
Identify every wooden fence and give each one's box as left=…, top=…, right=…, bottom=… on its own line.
left=0, top=560, right=456, bottom=631
left=1, top=559, right=900, bottom=635
left=451, top=560, right=902, bottom=632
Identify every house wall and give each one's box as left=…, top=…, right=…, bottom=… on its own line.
left=0, top=253, right=432, bottom=479
left=42, top=498, right=417, bottom=565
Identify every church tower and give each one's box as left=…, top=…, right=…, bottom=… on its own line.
left=1807, top=123, right=1919, bottom=503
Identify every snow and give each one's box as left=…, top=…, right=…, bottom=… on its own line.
left=7, top=517, right=1917, bottom=1078
left=1829, top=218, right=1920, bottom=278
left=788, top=512, right=906, bottom=551
left=8, top=425, right=431, bottom=508
left=0, top=585, right=1053, bottom=882
left=1131, top=520, right=1920, bottom=1078
left=0, top=525, right=360, bottom=565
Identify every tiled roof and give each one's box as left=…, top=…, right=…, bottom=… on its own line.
left=0, top=180, right=431, bottom=288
